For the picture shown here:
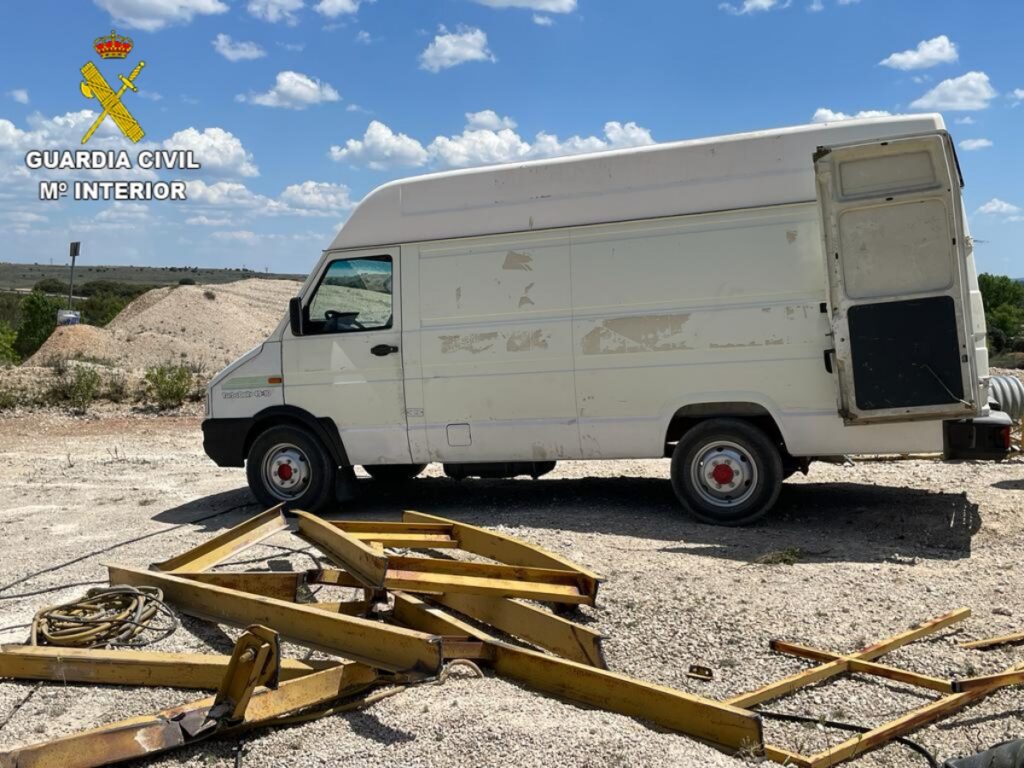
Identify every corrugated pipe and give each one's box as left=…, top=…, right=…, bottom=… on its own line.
left=989, top=375, right=1024, bottom=421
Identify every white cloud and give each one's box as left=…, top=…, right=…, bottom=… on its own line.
left=95, top=202, right=150, bottom=222
left=419, top=25, right=496, bottom=73
left=955, top=116, right=975, bottom=125
left=719, top=0, right=789, bottom=16
left=808, top=0, right=823, bottom=11
left=188, top=180, right=268, bottom=208
left=314, top=0, right=363, bottom=17
left=212, top=230, right=260, bottom=242
left=333, top=114, right=655, bottom=171
left=329, top=120, right=430, bottom=169
left=533, top=14, right=554, bottom=25
left=429, top=127, right=531, bottom=167
left=1012, top=89, right=1024, bottom=105
left=958, top=138, right=992, bottom=151
left=355, top=30, right=373, bottom=44
left=879, top=35, right=958, bottom=70
left=238, top=71, right=340, bottom=109
left=977, top=199, right=1020, bottom=216
left=164, top=127, right=259, bottom=176
left=186, top=215, right=232, bottom=226
left=93, top=0, right=227, bottom=30
left=9, top=89, right=28, bottom=105
left=279, top=181, right=354, bottom=212
left=471, top=0, right=575, bottom=9
left=247, top=0, right=303, bottom=24
left=812, top=107, right=892, bottom=123
left=465, top=110, right=517, bottom=130
left=910, top=71, right=997, bottom=111
left=213, top=34, right=266, bottom=62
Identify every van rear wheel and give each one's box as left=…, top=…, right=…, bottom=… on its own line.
left=246, top=424, right=335, bottom=513
left=363, top=464, right=428, bottom=482
left=670, top=418, right=782, bottom=526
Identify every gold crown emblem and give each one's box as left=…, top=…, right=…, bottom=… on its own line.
left=94, top=29, right=134, bottom=59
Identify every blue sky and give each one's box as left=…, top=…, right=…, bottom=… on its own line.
left=1, top=0, right=1021, bottom=276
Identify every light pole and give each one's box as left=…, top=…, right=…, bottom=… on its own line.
left=67, top=241, right=80, bottom=310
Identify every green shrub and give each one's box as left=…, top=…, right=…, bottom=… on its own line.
left=0, top=384, right=19, bottom=410
left=81, top=293, right=127, bottom=326
left=0, top=321, right=17, bottom=366
left=14, top=291, right=61, bottom=359
left=144, top=364, right=193, bottom=409
left=178, top=277, right=196, bottom=286
left=48, top=366, right=102, bottom=413
left=104, top=371, right=130, bottom=403
left=33, top=277, right=69, bottom=295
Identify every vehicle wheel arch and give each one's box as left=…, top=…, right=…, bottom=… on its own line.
left=245, top=405, right=350, bottom=468
left=662, top=397, right=791, bottom=457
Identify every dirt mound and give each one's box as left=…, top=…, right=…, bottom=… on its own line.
left=26, top=278, right=300, bottom=371
left=26, top=325, right=122, bottom=366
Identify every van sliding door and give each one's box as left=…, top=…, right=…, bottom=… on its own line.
left=814, top=132, right=979, bottom=425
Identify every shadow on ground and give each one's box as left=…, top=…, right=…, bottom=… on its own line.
left=156, top=473, right=982, bottom=566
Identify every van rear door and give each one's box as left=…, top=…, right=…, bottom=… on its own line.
left=814, top=132, right=980, bottom=425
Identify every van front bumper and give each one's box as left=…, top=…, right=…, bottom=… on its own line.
left=202, top=418, right=252, bottom=467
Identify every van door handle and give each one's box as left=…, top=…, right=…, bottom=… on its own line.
left=371, top=344, right=399, bottom=356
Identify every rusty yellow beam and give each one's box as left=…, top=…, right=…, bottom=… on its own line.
left=295, top=511, right=388, bottom=587
left=0, top=659, right=380, bottom=768
left=307, top=600, right=371, bottom=616
left=959, top=629, right=1024, bottom=651
left=727, top=608, right=970, bottom=708
left=333, top=521, right=457, bottom=549
left=349, top=533, right=459, bottom=548
left=310, top=566, right=588, bottom=604
left=402, top=511, right=603, bottom=599
left=952, top=668, right=1024, bottom=693
left=770, top=640, right=953, bottom=694
left=388, top=556, right=593, bottom=605
left=804, top=661, right=1024, bottom=767
left=107, top=565, right=443, bottom=674
left=0, top=644, right=337, bottom=689
left=174, top=571, right=304, bottom=601
left=391, top=593, right=762, bottom=754
left=152, top=506, right=287, bottom=573
left=432, top=592, right=606, bottom=668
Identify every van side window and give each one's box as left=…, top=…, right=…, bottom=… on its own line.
left=305, top=256, right=393, bottom=334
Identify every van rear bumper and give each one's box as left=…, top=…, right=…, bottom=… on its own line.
left=202, top=418, right=252, bottom=467
left=943, top=412, right=1012, bottom=461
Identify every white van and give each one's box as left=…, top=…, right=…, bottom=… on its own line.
left=202, top=115, right=1009, bottom=525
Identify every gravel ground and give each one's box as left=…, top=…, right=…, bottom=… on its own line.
left=0, top=408, right=1022, bottom=767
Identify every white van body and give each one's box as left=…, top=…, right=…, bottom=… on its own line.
left=203, top=115, right=994, bottom=521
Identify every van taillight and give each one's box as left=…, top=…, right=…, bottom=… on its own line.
left=1001, top=426, right=1011, bottom=449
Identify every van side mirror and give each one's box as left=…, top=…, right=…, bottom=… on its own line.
left=288, top=296, right=304, bottom=337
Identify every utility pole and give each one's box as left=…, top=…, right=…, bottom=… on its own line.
left=68, top=241, right=80, bottom=309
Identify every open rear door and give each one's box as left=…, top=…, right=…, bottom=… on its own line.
left=815, top=132, right=980, bottom=425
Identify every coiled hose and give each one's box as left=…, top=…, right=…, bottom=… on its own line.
left=30, top=585, right=178, bottom=648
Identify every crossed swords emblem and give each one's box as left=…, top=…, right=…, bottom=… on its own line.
left=79, top=60, right=146, bottom=144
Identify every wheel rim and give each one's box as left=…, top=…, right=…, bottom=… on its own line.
left=689, top=440, right=758, bottom=508
left=261, top=443, right=311, bottom=501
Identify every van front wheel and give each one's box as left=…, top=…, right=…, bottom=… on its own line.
left=670, top=418, right=782, bottom=526
left=246, top=424, right=336, bottom=513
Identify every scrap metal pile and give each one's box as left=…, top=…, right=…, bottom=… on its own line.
left=0, top=506, right=1021, bottom=768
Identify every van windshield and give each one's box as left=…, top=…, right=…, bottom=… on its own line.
left=306, top=255, right=393, bottom=333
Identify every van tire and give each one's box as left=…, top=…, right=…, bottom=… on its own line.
left=363, top=464, right=428, bottom=482
left=246, top=424, right=336, bottom=513
left=670, top=418, right=782, bottom=526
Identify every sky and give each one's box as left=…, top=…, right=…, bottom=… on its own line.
left=0, top=0, right=1021, bottom=276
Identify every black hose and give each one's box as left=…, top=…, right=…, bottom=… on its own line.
left=756, top=709, right=940, bottom=767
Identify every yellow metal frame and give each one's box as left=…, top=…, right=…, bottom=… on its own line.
left=3, top=509, right=1021, bottom=768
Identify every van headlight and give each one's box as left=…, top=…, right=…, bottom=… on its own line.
left=204, top=389, right=212, bottom=417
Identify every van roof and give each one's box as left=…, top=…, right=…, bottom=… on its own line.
left=328, top=114, right=947, bottom=251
